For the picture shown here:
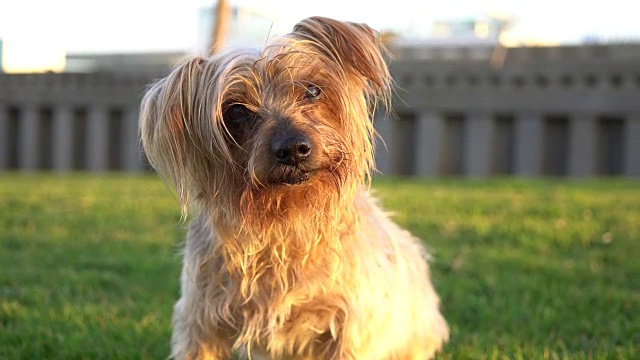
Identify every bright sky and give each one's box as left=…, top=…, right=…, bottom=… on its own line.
left=1, top=0, right=639, bottom=71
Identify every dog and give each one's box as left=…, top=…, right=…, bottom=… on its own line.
left=140, top=16, right=448, bottom=360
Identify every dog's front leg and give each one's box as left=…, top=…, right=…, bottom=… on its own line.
left=170, top=296, right=234, bottom=360
left=170, top=258, right=234, bottom=360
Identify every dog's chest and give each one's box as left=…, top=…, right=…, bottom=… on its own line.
left=230, top=285, right=342, bottom=359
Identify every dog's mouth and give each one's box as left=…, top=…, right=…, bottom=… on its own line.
left=269, top=167, right=318, bottom=186
left=282, top=172, right=311, bottom=185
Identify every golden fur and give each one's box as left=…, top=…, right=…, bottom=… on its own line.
left=140, top=17, right=448, bottom=360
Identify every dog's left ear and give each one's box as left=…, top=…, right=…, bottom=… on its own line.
left=292, top=16, right=391, bottom=94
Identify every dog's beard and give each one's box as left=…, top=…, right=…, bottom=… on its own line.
left=238, top=158, right=352, bottom=226
left=267, top=164, right=314, bottom=185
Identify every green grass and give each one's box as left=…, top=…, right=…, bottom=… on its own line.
left=1, top=174, right=638, bottom=359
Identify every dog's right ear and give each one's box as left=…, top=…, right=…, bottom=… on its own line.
left=140, top=56, right=218, bottom=215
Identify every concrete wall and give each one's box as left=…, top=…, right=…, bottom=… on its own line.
left=0, top=72, right=153, bottom=172
left=375, top=44, right=640, bottom=177
left=0, top=44, right=639, bottom=177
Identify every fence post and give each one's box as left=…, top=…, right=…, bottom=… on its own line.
left=18, top=104, right=39, bottom=171
left=514, top=111, right=543, bottom=177
left=0, top=103, right=7, bottom=170
left=374, top=112, right=394, bottom=175
left=415, top=110, right=444, bottom=177
left=568, top=113, right=597, bottom=177
left=87, top=104, right=109, bottom=171
left=625, top=113, right=640, bottom=177
left=53, top=105, right=73, bottom=172
left=464, top=111, right=494, bottom=176
left=123, top=106, right=143, bottom=172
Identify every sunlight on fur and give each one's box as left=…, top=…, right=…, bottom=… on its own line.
left=140, top=16, right=448, bottom=360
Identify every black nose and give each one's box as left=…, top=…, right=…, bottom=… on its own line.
left=271, top=128, right=312, bottom=166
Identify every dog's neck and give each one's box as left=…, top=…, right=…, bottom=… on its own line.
left=220, top=184, right=362, bottom=248
left=202, top=182, right=367, bottom=294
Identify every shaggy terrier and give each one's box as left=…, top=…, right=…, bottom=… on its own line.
left=140, top=16, right=448, bottom=360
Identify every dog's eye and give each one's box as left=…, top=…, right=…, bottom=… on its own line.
left=223, top=104, right=254, bottom=139
left=225, top=104, right=252, bottom=123
left=304, top=84, right=322, bottom=100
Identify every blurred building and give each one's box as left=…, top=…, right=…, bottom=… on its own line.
left=196, top=4, right=279, bottom=52
left=64, top=51, right=187, bottom=74
left=431, top=17, right=502, bottom=44
left=59, top=4, right=275, bottom=74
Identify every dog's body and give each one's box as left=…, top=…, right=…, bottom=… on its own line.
left=140, top=17, right=448, bottom=359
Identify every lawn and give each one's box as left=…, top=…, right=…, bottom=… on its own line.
left=0, top=174, right=637, bottom=359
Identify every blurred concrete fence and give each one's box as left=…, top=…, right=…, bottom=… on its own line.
left=378, top=44, right=640, bottom=177
left=0, top=44, right=639, bottom=177
left=0, top=72, right=153, bottom=172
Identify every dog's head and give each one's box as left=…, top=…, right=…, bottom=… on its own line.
left=140, top=17, right=390, bottom=220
